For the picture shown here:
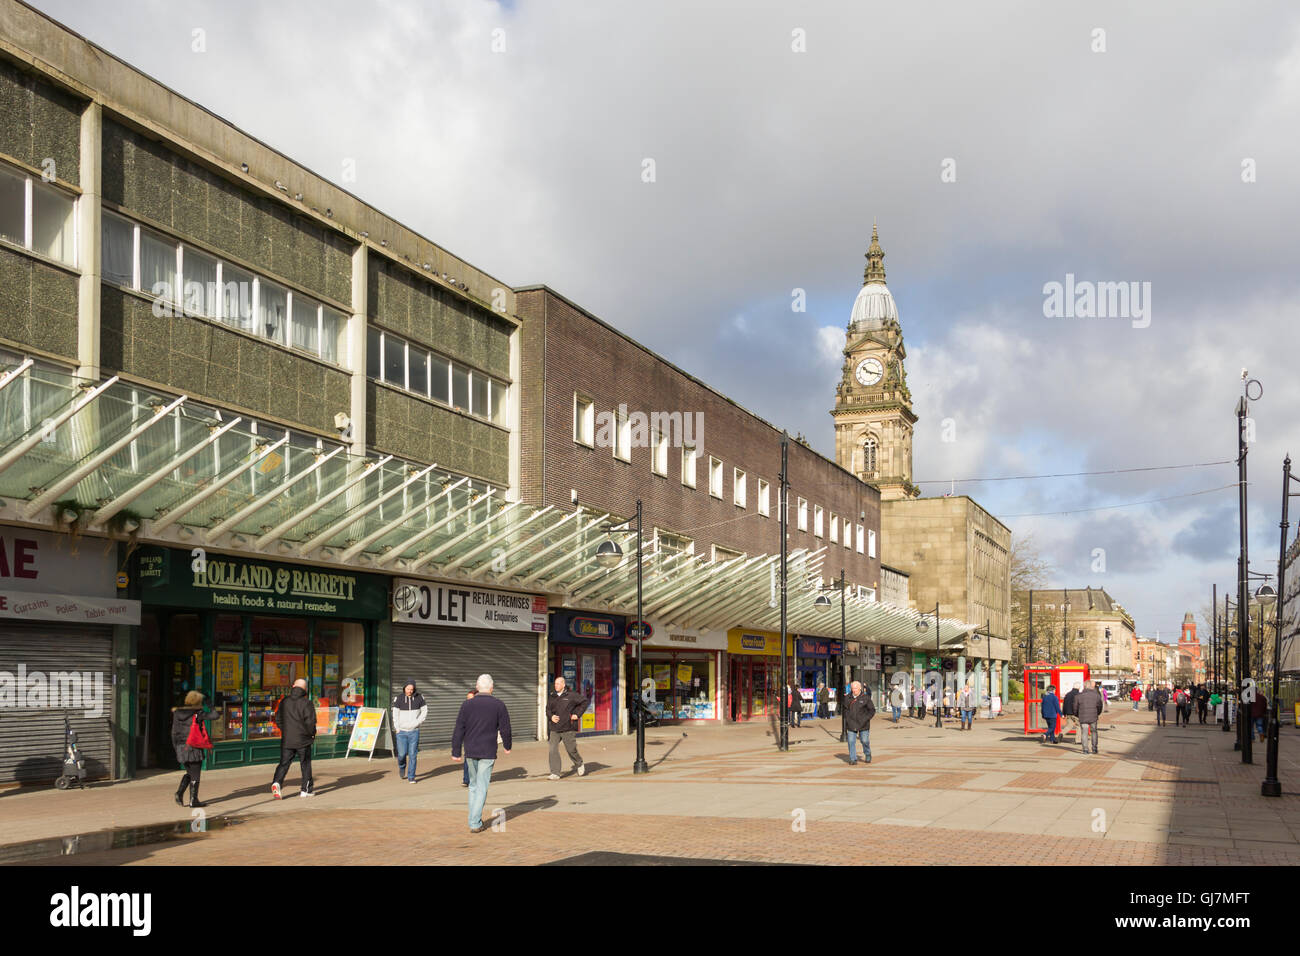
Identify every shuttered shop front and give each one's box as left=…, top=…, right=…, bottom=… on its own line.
left=391, top=624, right=539, bottom=746
left=389, top=579, right=548, bottom=749
left=0, top=622, right=115, bottom=784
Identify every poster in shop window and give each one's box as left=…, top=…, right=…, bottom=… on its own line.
left=216, top=652, right=242, bottom=693
left=581, top=655, right=596, bottom=731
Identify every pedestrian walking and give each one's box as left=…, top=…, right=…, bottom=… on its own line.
left=170, top=690, right=219, bottom=808
left=1146, top=684, right=1154, bottom=711
left=1062, top=685, right=1080, bottom=742
left=1041, top=685, right=1062, bottom=743
left=786, top=682, right=801, bottom=727
left=889, top=683, right=905, bottom=722
left=920, top=687, right=931, bottom=720
left=942, top=686, right=953, bottom=718
left=910, top=685, right=921, bottom=718
left=546, top=676, right=587, bottom=779
left=451, top=674, right=512, bottom=834
left=1129, top=684, right=1142, bottom=711
left=817, top=681, right=829, bottom=720
left=957, top=683, right=977, bottom=731
left=1173, top=686, right=1192, bottom=727
left=1076, top=680, right=1104, bottom=755
left=844, top=681, right=875, bottom=765
left=1153, top=685, right=1169, bottom=727
left=1195, top=684, right=1210, bottom=724
left=1252, top=689, right=1268, bottom=742
left=272, top=678, right=317, bottom=799
left=391, top=681, right=427, bottom=784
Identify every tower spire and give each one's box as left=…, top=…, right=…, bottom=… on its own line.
left=863, top=222, right=886, bottom=285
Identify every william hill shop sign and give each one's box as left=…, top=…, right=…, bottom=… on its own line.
left=136, top=547, right=387, bottom=618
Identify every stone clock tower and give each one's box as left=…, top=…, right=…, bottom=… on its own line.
left=832, top=225, right=918, bottom=500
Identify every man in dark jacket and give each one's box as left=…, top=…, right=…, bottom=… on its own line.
left=1153, top=685, right=1169, bottom=726
left=1061, top=686, right=1080, bottom=742
left=546, top=676, right=587, bottom=780
left=272, top=679, right=317, bottom=799
left=1075, top=680, right=1104, bottom=754
left=1041, top=686, right=1062, bottom=743
left=451, top=674, right=512, bottom=833
left=844, top=681, right=876, bottom=765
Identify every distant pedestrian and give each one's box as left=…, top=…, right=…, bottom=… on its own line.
left=1210, top=688, right=1223, bottom=722
left=391, top=681, right=427, bottom=784
left=1173, top=686, right=1192, bottom=727
left=1195, top=684, right=1210, bottom=724
left=1062, top=685, right=1080, bottom=741
left=451, top=674, right=512, bottom=834
left=957, top=683, right=976, bottom=731
left=817, top=681, right=829, bottom=720
left=911, top=686, right=921, bottom=718
left=942, top=687, right=952, bottom=718
left=1146, top=685, right=1154, bottom=711
left=889, top=683, right=905, bottom=722
left=1129, top=685, right=1142, bottom=711
left=1076, top=680, right=1104, bottom=755
left=1252, top=689, right=1268, bottom=742
left=920, top=687, right=931, bottom=720
left=786, top=682, right=801, bottom=728
left=170, top=690, right=219, bottom=808
left=546, top=676, right=587, bottom=780
left=844, top=681, right=875, bottom=765
left=1153, top=685, right=1169, bottom=726
left=271, top=679, right=317, bottom=799
left=1041, top=685, right=1062, bottom=743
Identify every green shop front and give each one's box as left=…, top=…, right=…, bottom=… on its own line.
left=132, top=547, right=388, bottom=770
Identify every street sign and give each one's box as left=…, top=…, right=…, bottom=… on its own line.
left=628, top=620, right=654, bottom=640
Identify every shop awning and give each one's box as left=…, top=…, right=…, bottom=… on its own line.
left=0, top=363, right=978, bottom=644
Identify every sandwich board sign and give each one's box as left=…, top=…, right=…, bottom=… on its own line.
left=345, top=707, right=387, bottom=760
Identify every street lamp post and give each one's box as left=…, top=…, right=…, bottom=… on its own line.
left=595, top=499, right=647, bottom=774
left=778, top=432, right=790, bottom=752
left=1263, top=455, right=1296, bottom=797
left=915, top=604, right=942, bottom=728
left=814, top=568, right=848, bottom=742
left=1223, top=593, right=1233, bottom=734
left=1236, top=392, right=1254, bottom=764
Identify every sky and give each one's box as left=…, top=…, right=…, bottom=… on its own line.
left=27, top=0, right=1300, bottom=643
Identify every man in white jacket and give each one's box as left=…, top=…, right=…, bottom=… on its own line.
left=391, top=681, right=428, bottom=783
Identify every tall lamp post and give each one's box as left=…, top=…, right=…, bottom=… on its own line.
left=915, top=604, right=942, bottom=728
left=594, top=500, right=648, bottom=774
left=1263, top=455, right=1296, bottom=797
left=813, top=568, right=848, bottom=742
left=1224, top=593, right=1236, bottom=735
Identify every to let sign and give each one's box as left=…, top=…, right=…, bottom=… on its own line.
left=392, top=578, right=547, bottom=632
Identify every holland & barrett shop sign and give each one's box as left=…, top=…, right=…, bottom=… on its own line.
left=137, top=547, right=387, bottom=618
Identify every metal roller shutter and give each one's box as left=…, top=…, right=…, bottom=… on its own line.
left=391, top=624, right=538, bottom=750
left=0, top=623, right=115, bottom=785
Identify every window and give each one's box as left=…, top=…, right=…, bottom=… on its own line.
left=430, top=355, right=451, bottom=404
left=489, top=380, right=508, bottom=427
left=451, top=365, right=470, bottom=411
left=140, top=229, right=177, bottom=302
left=408, top=347, right=428, bottom=396
left=844, top=527, right=852, bottom=550
left=681, top=444, right=697, bottom=487
left=758, top=478, right=770, bottom=516
left=289, top=293, right=320, bottom=355
left=868, top=529, right=877, bottom=559
left=222, top=263, right=255, bottom=331
left=863, top=437, right=878, bottom=476
left=181, top=246, right=219, bottom=318
left=321, top=307, right=346, bottom=366
left=857, top=586, right=876, bottom=602
left=101, top=212, right=134, bottom=286
left=797, top=497, right=808, bottom=532
left=733, top=469, right=746, bottom=507
left=0, top=163, right=77, bottom=267
left=814, top=505, right=824, bottom=538
left=856, top=524, right=865, bottom=553
left=366, top=325, right=382, bottom=381
left=651, top=429, right=668, bottom=476
left=614, top=409, right=631, bottom=462
left=383, top=332, right=405, bottom=386
left=574, top=394, right=594, bottom=446
left=713, top=544, right=744, bottom=563
left=830, top=514, right=839, bottom=544
left=656, top=530, right=693, bottom=557
left=471, top=372, right=489, bottom=419
left=709, top=457, right=723, bottom=498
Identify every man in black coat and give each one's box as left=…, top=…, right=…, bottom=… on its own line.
left=545, top=676, right=588, bottom=780
left=272, top=679, right=317, bottom=799
left=1061, top=686, right=1080, bottom=742
left=844, top=681, right=876, bottom=765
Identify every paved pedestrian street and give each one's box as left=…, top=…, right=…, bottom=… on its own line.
left=3, top=706, right=1298, bottom=866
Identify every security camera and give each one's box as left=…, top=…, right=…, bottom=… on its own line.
left=571, top=489, right=579, bottom=506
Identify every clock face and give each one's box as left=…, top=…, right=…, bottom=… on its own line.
left=855, top=358, right=884, bottom=386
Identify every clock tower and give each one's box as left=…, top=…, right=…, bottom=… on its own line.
left=832, top=224, right=918, bottom=500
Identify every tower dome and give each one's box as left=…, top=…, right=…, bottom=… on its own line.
left=848, top=223, right=898, bottom=329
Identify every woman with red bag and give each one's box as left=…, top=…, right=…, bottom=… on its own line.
left=170, top=690, right=220, bottom=808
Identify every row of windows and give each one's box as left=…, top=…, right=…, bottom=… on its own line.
left=0, top=162, right=77, bottom=267
left=573, top=393, right=876, bottom=557
left=101, top=210, right=349, bottom=367
left=366, top=327, right=508, bottom=427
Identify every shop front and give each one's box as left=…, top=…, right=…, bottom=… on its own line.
left=390, top=578, right=547, bottom=748
left=549, top=610, right=623, bottom=735
left=634, top=625, right=725, bottom=724
left=796, top=637, right=843, bottom=718
left=133, top=547, right=387, bottom=769
left=726, top=629, right=796, bottom=722
left=0, top=528, right=140, bottom=784
left=883, top=647, right=914, bottom=709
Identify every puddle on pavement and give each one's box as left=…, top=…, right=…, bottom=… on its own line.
left=0, top=816, right=244, bottom=864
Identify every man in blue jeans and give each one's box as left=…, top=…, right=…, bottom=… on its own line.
left=451, top=674, right=512, bottom=833
left=957, top=682, right=977, bottom=731
left=391, top=681, right=427, bottom=783
left=843, top=681, right=875, bottom=765
left=1041, top=685, right=1062, bottom=743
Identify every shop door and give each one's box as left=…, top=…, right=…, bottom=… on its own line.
left=0, top=623, right=115, bottom=784
left=392, top=625, right=539, bottom=749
